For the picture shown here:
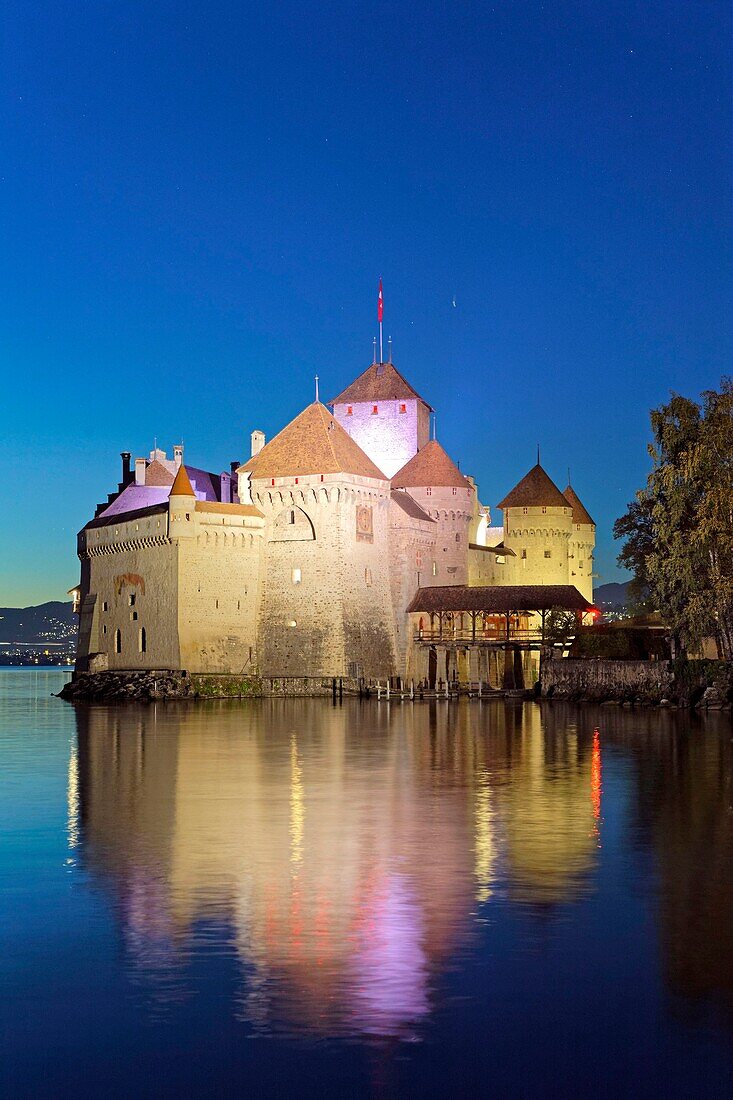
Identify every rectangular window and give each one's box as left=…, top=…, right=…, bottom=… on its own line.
left=542, top=507, right=547, bottom=514
left=399, top=403, right=406, bottom=413
left=521, top=549, right=527, bottom=559
left=496, top=555, right=506, bottom=565
left=292, top=567, right=302, bottom=585
left=131, top=611, right=138, bottom=621
left=432, top=561, right=437, bottom=576
left=426, top=487, right=432, bottom=496
left=102, top=601, right=108, bottom=612
left=455, top=533, right=460, bottom=543
left=544, top=550, right=551, bottom=559
left=452, top=487, right=457, bottom=495
left=416, top=549, right=423, bottom=569
left=347, top=406, right=353, bottom=415
left=522, top=507, right=528, bottom=515
left=129, top=594, right=136, bottom=607
left=372, top=405, right=378, bottom=415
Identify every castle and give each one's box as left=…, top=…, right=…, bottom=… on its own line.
left=73, top=357, right=595, bottom=687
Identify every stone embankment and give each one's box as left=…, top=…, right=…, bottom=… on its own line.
left=540, top=658, right=733, bottom=709
left=60, top=671, right=348, bottom=703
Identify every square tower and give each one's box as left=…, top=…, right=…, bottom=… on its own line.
left=330, top=361, right=432, bottom=478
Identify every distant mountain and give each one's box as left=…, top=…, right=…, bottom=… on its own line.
left=594, top=582, right=630, bottom=609
left=0, top=602, right=77, bottom=645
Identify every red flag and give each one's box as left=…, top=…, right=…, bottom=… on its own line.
left=377, top=279, right=384, bottom=324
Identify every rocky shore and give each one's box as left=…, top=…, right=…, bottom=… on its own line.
left=58, top=670, right=343, bottom=702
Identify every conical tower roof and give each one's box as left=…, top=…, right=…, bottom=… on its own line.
left=563, top=484, right=595, bottom=525
left=392, top=440, right=469, bottom=489
left=497, top=463, right=569, bottom=510
left=169, top=464, right=195, bottom=497
left=241, top=402, right=387, bottom=480
left=330, top=360, right=433, bottom=410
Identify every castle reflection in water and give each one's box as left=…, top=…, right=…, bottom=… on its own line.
left=69, top=700, right=733, bottom=1037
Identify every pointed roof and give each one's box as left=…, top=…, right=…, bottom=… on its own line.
left=563, top=484, right=595, bottom=526
left=497, top=463, right=569, bottom=510
left=145, top=459, right=175, bottom=487
left=330, top=360, right=433, bottom=410
left=169, top=464, right=196, bottom=497
left=391, top=440, right=470, bottom=489
left=241, top=402, right=387, bottom=480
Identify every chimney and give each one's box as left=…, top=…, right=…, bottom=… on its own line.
left=251, top=430, right=265, bottom=458
left=120, top=451, right=132, bottom=486
left=173, top=444, right=184, bottom=469
left=135, top=457, right=147, bottom=485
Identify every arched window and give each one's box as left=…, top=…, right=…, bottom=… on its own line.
left=139, top=627, right=147, bottom=653
left=115, top=629, right=121, bottom=654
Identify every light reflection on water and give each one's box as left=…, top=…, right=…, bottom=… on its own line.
left=3, top=671, right=733, bottom=1097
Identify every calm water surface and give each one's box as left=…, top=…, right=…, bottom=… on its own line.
left=2, top=669, right=733, bottom=1097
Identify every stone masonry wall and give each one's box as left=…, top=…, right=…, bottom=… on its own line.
left=333, top=397, right=424, bottom=478
left=541, top=659, right=673, bottom=702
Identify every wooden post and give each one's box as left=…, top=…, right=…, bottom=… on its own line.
left=471, top=611, right=476, bottom=643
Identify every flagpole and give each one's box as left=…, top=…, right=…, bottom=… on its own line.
left=379, top=320, right=383, bottom=363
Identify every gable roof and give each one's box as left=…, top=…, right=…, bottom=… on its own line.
left=241, top=402, right=387, bottom=481
left=390, top=489, right=435, bottom=523
left=563, top=484, right=595, bottom=526
left=391, top=440, right=470, bottom=490
left=497, top=463, right=570, bottom=511
left=330, top=360, right=433, bottom=409
left=144, top=459, right=175, bottom=487
left=170, top=464, right=196, bottom=497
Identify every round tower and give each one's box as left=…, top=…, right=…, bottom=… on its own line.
left=497, top=463, right=573, bottom=587
left=563, top=484, right=596, bottom=603
left=392, top=439, right=475, bottom=585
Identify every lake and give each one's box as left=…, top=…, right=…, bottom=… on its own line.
left=2, top=668, right=733, bottom=1097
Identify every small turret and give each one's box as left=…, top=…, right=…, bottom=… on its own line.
left=168, top=465, right=197, bottom=538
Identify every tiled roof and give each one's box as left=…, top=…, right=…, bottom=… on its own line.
left=85, top=502, right=169, bottom=530
left=407, top=584, right=593, bottom=614
left=187, top=466, right=223, bottom=501
left=170, top=465, right=196, bottom=497
left=145, top=459, right=175, bottom=487
left=241, top=402, right=387, bottom=480
left=195, top=501, right=263, bottom=518
left=469, top=542, right=516, bottom=557
left=390, top=489, right=435, bottom=523
left=97, top=484, right=172, bottom=518
left=563, top=484, right=595, bottom=526
left=392, top=440, right=470, bottom=489
left=497, top=463, right=570, bottom=510
left=330, top=360, right=433, bottom=409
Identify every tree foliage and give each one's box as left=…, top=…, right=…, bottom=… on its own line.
left=615, top=379, right=733, bottom=658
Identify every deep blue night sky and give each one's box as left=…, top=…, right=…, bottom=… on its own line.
left=1, top=1, right=730, bottom=603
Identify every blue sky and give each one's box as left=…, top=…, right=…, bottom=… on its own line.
left=1, top=1, right=730, bottom=604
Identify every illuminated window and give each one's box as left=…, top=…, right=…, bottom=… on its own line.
left=115, top=629, right=121, bottom=653
left=102, top=601, right=108, bottom=612
left=432, top=561, right=437, bottom=576
left=292, top=567, right=302, bottom=585
left=347, top=405, right=353, bottom=415
left=496, top=555, right=506, bottom=565
left=372, top=404, right=378, bottom=415
left=364, top=567, right=372, bottom=586
left=399, top=403, right=406, bottom=413
left=139, top=627, right=147, bottom=653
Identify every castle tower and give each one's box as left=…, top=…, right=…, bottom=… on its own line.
left=392, top=439, right=475, bottom=585
left=240, top=401, right=398, bottom=680
left=497, top=463, right=573, bottom=587
left=330, top=361, right=433, bottom=478
left=563, top=484, right=596, bottom=603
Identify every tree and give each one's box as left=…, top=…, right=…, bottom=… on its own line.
left=544, top=606, right=577, bottom=646
left=615, top=380, right=733, bottom=658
